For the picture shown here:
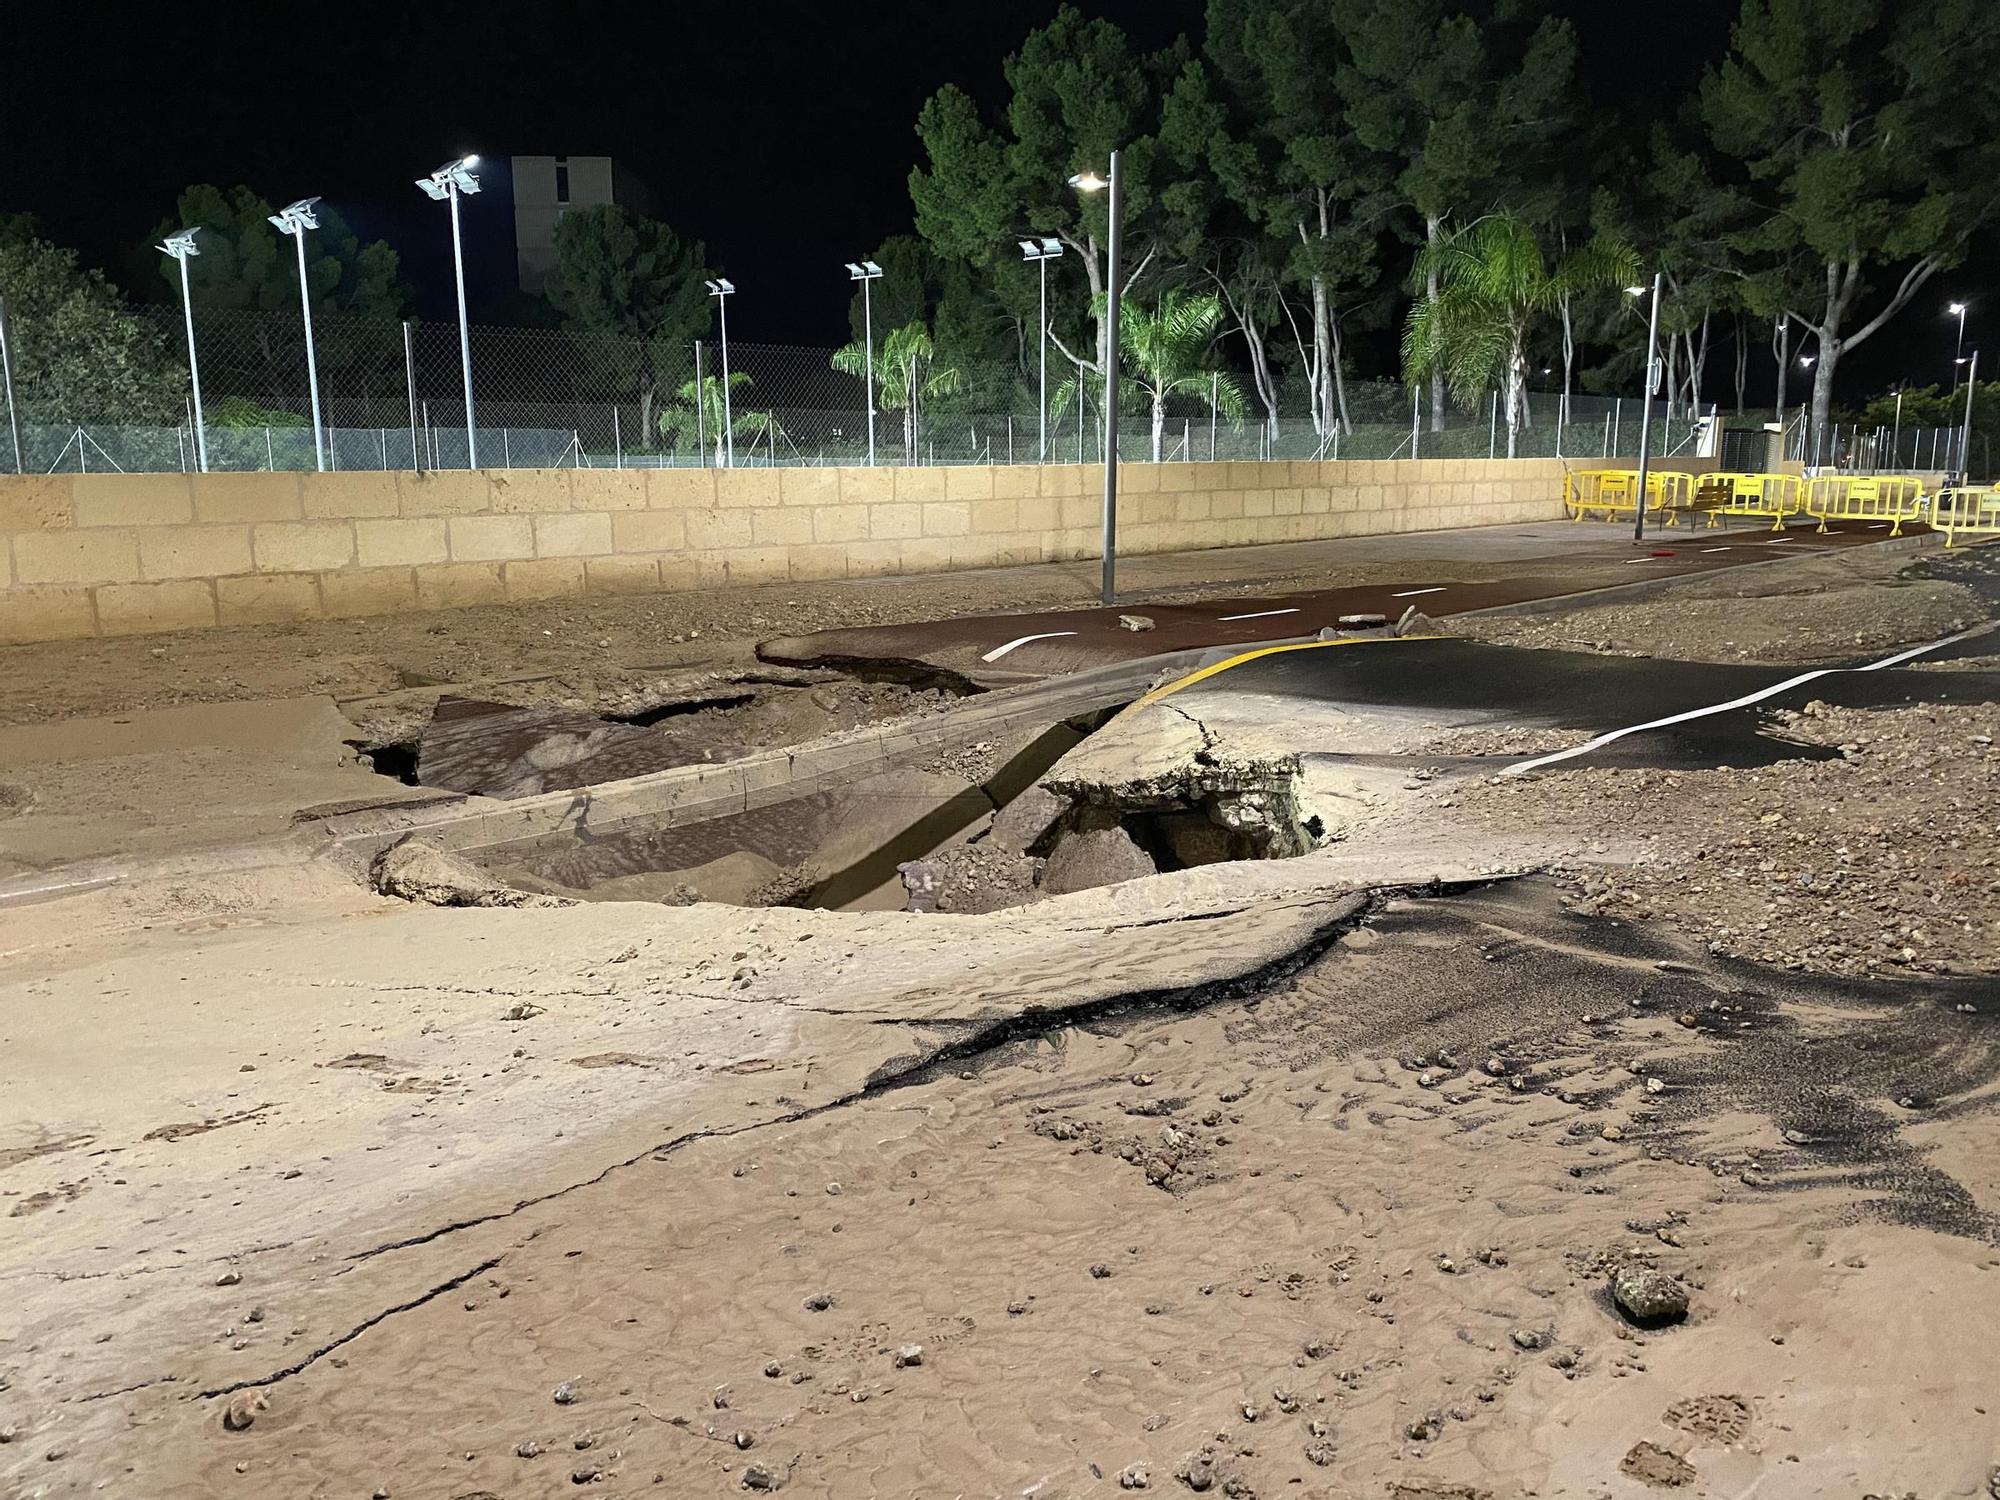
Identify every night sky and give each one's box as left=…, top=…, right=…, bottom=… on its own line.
left=0, top=0, right=1984, bottom=394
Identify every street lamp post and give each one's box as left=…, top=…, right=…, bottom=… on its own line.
left=158, top=228, right=209, bottom=473
left=1949, top=302, right=1968, bottom=391
left=1018, top=237, right=1064, bottom=462
left=845, top=261, right=883, bottom=466
left=1626, top=275, right=1663, bottom=544
left=1961, top=348, right=1980, bottom=481
left=1069, top=154, right=1121, bottom=605
left=415, top=156, right=482, bottom=469
left=705, top=279, right=736, bottom=468
left=1798, top=354, right=1818, bottom=464
left=267, top=200, right=327, bottom=472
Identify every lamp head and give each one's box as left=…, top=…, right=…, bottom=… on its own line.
left=1624, top=284, right=1647, bottom=297
left=1067, top=170, right=1109, bottom=193
left=416, top=156, right=481, bottom=199
left=706, top=278, right=735, bottom=296
left=267, top=198, right=322, bottom=235
left=158, top=227, right=200, bottom=260
left=1949, top=302, right=1968, bottom=315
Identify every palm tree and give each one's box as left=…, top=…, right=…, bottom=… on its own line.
left=1404, top=215, right=1637, bottom=458
left=657, top=371, right=779, bottom=466
left=1052, top=292, right=1248, bottom=461
left=831, top=322, right=964, bottom=463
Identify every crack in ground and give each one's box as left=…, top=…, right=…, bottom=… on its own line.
left=1158, top=699, right=1222, bottom=757
left=336, top=887, right=1411, bottom=1271
left=195, top=1256, right=503, bottom=1401
left=80, top=1374, right=177, bottom=1403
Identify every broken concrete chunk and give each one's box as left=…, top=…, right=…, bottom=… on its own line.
left=989, top=783, right=1068, bottom=854
left=1118, top=614, right=1156, bottom=633
left=1040, top=825, right=1159, bottom=896
left=371, top=837, right=567, bottom=909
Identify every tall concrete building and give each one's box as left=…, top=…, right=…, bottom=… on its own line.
left=510, top=156, right=654, bottom=293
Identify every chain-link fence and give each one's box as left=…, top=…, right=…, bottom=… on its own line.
left=1, top=301, right=1734, bottom=474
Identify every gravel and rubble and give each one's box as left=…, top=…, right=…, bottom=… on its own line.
left=1454, top=699, right=2000, bottom=975
left=1459, top=546, right=1989, bottom=665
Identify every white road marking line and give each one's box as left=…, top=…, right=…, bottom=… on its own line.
left=1391, top=587, right=1447, bottom=598
left=1217, top=607, right=1301, bottom=621
left=980, top=630, right=1078, bottom=663
left=1766, top=536, right=1795, bottom=544
left=1870, top=523, right=1890, bottom=529
left=1701, top=546, right=1731, bottom=553
left=1500, top=625, right=1990, bottom=777
left=1623, top=557, right=1666, bottom=564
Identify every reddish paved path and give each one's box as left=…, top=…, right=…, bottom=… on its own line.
left=761, top=518, right=1927, bottom=680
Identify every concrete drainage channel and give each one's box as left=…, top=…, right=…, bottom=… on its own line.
left=322, top=641, right=1332, bottom=915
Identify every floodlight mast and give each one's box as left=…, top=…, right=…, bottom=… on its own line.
left=1068, top=155, right=1120, bottom=603
left=416, top=157, right=482, bottom=468
left=848, top=260, right=883, bottom=466
left=1019, top=236, right=1064, bottom=462
left=706, top=279, right=736, bottom=467
left=158, top=228, right=209, bottom=472
left=267, top=199, right=327, bottom=471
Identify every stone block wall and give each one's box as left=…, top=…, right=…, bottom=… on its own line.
left=0, top=457, right=1588, bottom=643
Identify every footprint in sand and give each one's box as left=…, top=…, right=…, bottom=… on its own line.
left=1662, top=1392, right=1752, bottom=1444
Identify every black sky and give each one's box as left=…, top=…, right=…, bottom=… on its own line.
left=0, top=0, right=1984, bottom=395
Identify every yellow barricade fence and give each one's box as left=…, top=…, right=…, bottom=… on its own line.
left=1932, top=485, right=2000, bottom=548
left=1695, top=472, right=1807, bottom=530
left=1563, top=468, right=1696, bottom=524
left=1803, top=475, right=1929, bottom=535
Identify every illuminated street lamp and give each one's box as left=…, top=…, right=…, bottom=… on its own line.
left=705, top=279, right=736, bottom=467
left=267, top=199, right=327, bottom=472
left=1068, top=155, right=1121, bottom=604
left=846, top=261, right=883, bottom=466
left=1019, top=237, right=1064, bottom=461
left=157, top=228, right=209, bottom=472
left=1949, top=301, right=1969, bottom=391
left=1625, top=276, right=1663, bottom=543
left=415, top=155, right=482, bottom=469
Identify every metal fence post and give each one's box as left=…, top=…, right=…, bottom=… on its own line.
left=614, top=407, right=623, bottom=470
left=0, top=293, right=24, bottom=473
left=403, top=320, right=420, bottom=473
left=694, top=340, right=707, bottom=468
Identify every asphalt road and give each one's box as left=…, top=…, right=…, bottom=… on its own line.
left=1143, top=630, right=2000, bottom=772
left=760, top=518, right=1928, bottom=681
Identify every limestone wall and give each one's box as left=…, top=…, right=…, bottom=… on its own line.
left=0, top=458, right=1583, bottom=643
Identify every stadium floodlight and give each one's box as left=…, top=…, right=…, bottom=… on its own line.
left=158, top=228, right=209, bottom=473
left=706, top=279, right=736, bottom=467
left=1019, top=236, right=1066, bottom=461
left=267, top=199, right=327, bottom=471
left=847, top=261, right=884, bottom=466
left=414, top=155, right=482, bottom=467
left=1068, top=157, right=1121, bottom=602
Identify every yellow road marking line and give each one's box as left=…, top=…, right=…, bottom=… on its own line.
left=1138, top=635, right=1426, bottom=707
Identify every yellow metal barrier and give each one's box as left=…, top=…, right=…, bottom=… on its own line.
left=1695, top=472, right=1807, bottom=530
left=1932, top=485, right=2000, bottom=547
left=1804, top=475, right=1929, bottom=535
left=1563, top=469, right=1696, bottom=524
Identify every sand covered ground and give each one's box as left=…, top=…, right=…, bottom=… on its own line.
left=5, top=535, right=1999, bottom=1499
left=4, top=866, right=1998, bottom=1500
